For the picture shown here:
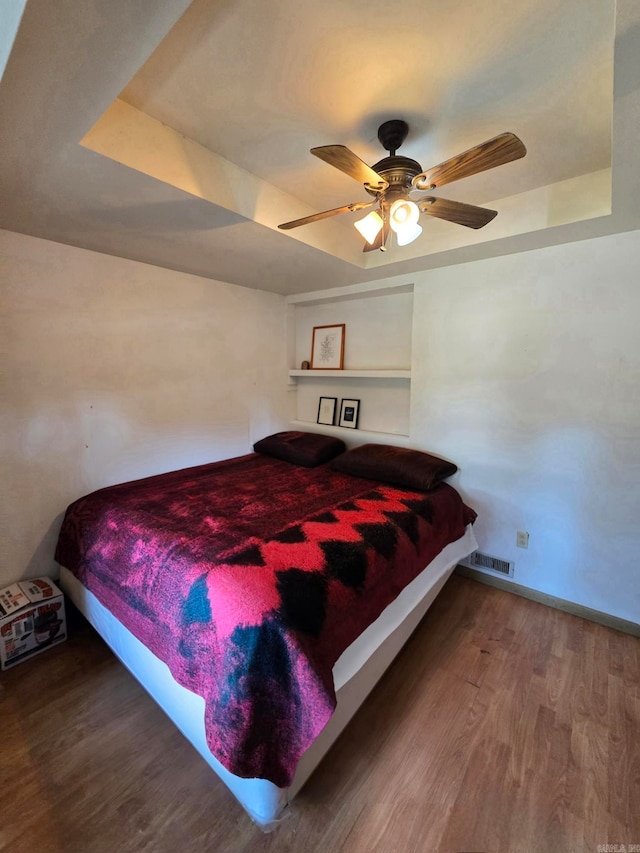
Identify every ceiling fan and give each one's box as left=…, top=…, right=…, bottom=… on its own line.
left=278, top=120, right=526, bottom=251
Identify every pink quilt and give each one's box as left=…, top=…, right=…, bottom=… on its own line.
left=55, top=453, right=475, bottom=787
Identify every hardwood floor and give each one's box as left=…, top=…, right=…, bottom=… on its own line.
left=1, top=576, right=638, bottom=853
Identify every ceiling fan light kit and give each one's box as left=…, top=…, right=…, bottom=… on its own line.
left=396, top=221, right=423, bottom=246
left=389, top=199, right=419, bottom=228
left=354, top=210, right=384, bottom=244
left=278, top=120, right=526, bottom=252
left=388, top=198, right=422, bottom=245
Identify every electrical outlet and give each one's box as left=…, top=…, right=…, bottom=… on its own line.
left=516, top=530, right=529, bottom=549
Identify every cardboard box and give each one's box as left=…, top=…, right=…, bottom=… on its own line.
left=0, top=577, right=67, bottom=670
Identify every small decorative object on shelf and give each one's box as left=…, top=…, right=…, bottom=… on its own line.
left=311, top=324, right=345, bottom=369
left=301, top=360, right=310, bottom=370
left=317, top=396, right=337, bottom=426
left=339, top=398, right=360, bottom=429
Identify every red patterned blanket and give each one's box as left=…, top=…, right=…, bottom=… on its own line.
left=55, top=453, right=476, bottom=787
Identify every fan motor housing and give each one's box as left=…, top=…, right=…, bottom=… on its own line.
left=366, top=155, right=423, bottom=197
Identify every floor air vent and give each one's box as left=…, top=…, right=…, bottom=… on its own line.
left=467, top=550, right=514, bottom=578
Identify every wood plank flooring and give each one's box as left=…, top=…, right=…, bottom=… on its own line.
left=1, top=576, right=638, bottom=853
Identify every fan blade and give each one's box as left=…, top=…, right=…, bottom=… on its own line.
left=278, top=200, right=375, bottom=230
left=363, top=217, right=389, bottom=252
left=311, top=145, right=389, bottom=191
left=412, top=132, right=526, bottom=190
left=418, top=197, right=498, bottom=229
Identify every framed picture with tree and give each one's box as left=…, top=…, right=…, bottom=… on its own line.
left=310, top=324, right=345, bottom=369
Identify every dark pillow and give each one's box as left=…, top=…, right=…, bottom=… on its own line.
left=253, top=431, right=346, bottom=468
left=330, top=443, right=457, bottom=491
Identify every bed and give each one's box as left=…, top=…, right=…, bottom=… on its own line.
left=55, top=433, right=477, bottom=828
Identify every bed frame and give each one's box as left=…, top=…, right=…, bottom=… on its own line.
left=58, top=523, right=476, bottom=829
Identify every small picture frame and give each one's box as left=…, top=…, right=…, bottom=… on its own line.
left=338, top=398, right=360, bottom=429
left=311, top=324, right=345, bottom=370
left=317, top=396, right=337, bottom=426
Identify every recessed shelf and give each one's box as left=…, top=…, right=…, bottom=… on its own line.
left=288, top=282, right=413, bottom=436
left=288, top=369, right=411, bottom=380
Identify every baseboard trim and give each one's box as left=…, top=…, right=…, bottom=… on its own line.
left=455, top=565, right=640, bottom=637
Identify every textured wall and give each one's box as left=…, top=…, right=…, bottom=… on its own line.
left=409, top=229, right=640, bottom=624
left=0, top=230, right=290, bottom=587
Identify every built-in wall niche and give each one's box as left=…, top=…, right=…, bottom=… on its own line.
left=286, top=282, right=413, bottom=438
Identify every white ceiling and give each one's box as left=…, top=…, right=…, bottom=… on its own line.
left=1, top=0, right=639, bottom=295
left=120, top=0, right=612, bottom=211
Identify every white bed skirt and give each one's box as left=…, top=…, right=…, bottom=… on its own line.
left=59, top=523, right=476, bottom=829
